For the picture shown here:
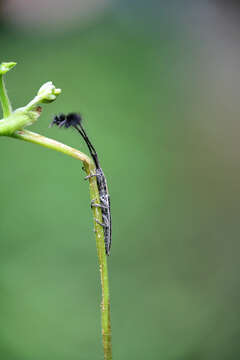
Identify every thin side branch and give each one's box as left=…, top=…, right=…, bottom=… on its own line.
left=13, top=129, right=92, bottom=165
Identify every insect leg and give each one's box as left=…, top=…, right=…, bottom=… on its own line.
left=90, top=199, right=108, bottom=209
left=84, top=173, right=97, bottom=180
left=94, top=218, right=105, bottom=227
left=94, top=215, right=109, bottom=228
left=102, top=214, right=109, bottom=227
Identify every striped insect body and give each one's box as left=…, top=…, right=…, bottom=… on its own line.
left=94, top=168, right=111, bottom=255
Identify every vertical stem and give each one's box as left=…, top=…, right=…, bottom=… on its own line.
left=87, top=164, right=112, bottom=359
left=0, top=74, right=12, bottom=117
left=14, top=130, right=112, bottom=359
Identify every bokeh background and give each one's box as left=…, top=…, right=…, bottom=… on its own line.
left=0, top=1, right=240, bottom=359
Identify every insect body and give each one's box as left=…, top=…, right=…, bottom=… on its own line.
left=93, top=168, right=112, bottom=255
left=51, top=113, right=112, bottom=255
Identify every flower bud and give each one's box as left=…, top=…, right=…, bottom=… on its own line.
left=37, top=81, right=62, bottom=103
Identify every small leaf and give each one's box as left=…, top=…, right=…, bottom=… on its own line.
left=0, top=62, right=17, bottom=75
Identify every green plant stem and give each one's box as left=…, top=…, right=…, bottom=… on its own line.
left=13, top=129, right=91, bottom=164
left=0, top=75, right=12, bottom=117
left=13, top=129, right=112, bottom=360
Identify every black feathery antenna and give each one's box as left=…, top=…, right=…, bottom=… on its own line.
left=51, top=113, right=100, bottom=169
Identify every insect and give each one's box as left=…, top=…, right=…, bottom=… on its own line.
left=51, top=113, right=112, bottom=255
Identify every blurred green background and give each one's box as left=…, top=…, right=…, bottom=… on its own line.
left=1, top=1, right=240, bottom=359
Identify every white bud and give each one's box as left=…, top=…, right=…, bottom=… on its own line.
left=37, top=81, right=62, bottom=103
